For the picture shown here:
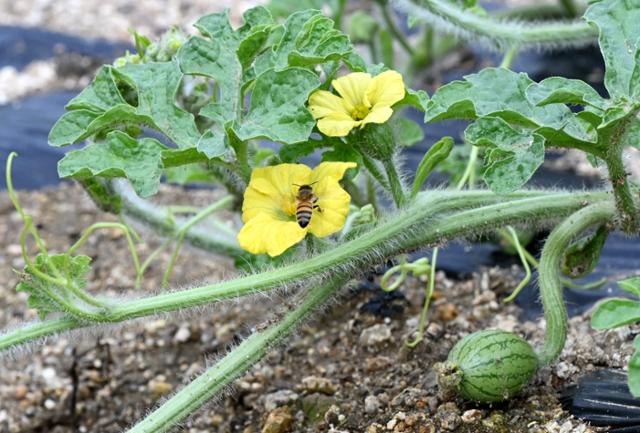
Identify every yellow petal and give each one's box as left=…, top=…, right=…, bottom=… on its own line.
left=332, top=72, right=372, bottom=112
left=242, top=164, right=311, bottom=223
left=237, top=212, right=307, bottom=257
left=307, top=177, right=352, bottom=238
left=308, top=90, right=350, bottom=119
left=317, top=113, right=361, bottom=137
left=310, top=161, right=358, bottom=184
left=360, top=106, right=393, bottom=127
left=365, top=70, right=405, bottom=109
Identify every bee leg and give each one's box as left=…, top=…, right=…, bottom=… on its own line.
left=314, top=205, right=322, bottom=213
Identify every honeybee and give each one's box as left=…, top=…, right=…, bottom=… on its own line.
left=294, top=182, right=321, bottom=228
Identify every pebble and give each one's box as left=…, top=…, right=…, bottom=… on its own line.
left=461, top=409, right=483, bottom=423
left=436, top=303, right=458, bottom=322
left=262, top=406, right=293, bottom=433
left=43, top=399, right=56, bottom=410
left=364, top=395, right=381, bottom=414
left=359, top=324, right=392, bottom=346
left=173, top=325, right=192, bottom=343
left=148, top=376, right=173, bottom=398
left=300, top=376, right=336, bottom=395
left=263, top=390, right=299, bottom=412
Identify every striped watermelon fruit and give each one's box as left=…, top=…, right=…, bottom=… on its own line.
left=438, top=329, right=539, bottom=403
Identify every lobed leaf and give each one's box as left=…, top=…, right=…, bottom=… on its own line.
left=525, top=77, right=609, bottom=111
left=58, top=131, right=166, bottom=197
left=17, top=254, right=93, bottom=319
left=465, top=117, right=544, bottom=194
left=232, top=68, right=320, bottom=143
left=585, top=0, right=640, bottom=101
left=425, top=68, right=597, bottom=146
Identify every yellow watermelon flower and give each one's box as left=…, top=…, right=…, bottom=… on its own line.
left=238, top=162, right=357, bottom=257
left=308, top=70, right=405, bottom=137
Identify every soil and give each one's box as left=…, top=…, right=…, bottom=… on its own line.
left=0, top=183, right=632, bottom=433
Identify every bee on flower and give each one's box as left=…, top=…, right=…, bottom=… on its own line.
left=237, top=162, right=356, bottom=257
left=307, top=70, right=406, bottom=137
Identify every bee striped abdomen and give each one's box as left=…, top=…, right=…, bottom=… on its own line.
left=296, top=203, right=313, bottom=228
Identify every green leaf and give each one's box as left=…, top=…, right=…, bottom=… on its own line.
left=561, top=224, right=608, bottom=279
left=591, top=298, right=640, bottom=330
left=165, top=163, right=216, bottom=185
left=66, top=67, right=126, bottom=112
left=115, top=61, right=208, bottom=150
left=465, top=116, right=544, bottom=194
left=321, top=142, right=362, bottom=178
left=425, top=68, right=597, bottom=145
left=380, top=29, right=394, bottom=69
left=256, top=10, right=352, bottom=74
left=232, top=68, right=320, bottom=143
left=397, top=88, right=430, bottom=112
left=391, top=118, right=425, bottom=147
left=412, top=136, right=454, bottom=197
left=58, top=131, right=167, bottom=197
left=585, top=0, right=640, bottom=101
left=525, top=77, right=608, bottom=111
left=629, top=336, right=640, bottom=397
left=48, top=110, right=100, bottom=147
left=17, top=254, right=93, bottom=319
left=619, top=277, right=640, bottom=298
left=280, top=140, right=323, bottom=163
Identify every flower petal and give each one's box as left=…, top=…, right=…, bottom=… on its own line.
left=237, top=212, right=307, bottom=257
left=365, top=70, right=405, bottom=109
left=307, top=178, right=352, bottom=238
left=310, top=161, right=358, bottom=184
left=332, top=72, right=372, bottom=111
left=317, top=113, right=361, bottom=137
left=308, top=90, right=350, bottom=119
left=242, top=164, right=311, bottom=223
left=360, top=106, right=393, bottom=127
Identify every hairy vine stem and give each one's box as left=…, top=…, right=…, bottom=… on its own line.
left=127, top=274, right=350, bottom=433
left=392, top=0, right=596, bottom=51
left=605, top=113, right=640, bottom=233
left=0, top=189, right=608, bottom=355
left=536, top=201, right=616, bottom=366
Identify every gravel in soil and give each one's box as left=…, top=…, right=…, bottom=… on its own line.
left=0, top=183, right=633, bottom=432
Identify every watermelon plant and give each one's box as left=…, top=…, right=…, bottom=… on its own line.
left=1, top=0, right=639, bottom=430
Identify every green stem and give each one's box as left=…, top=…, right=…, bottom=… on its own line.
left=380, top=3, right=415, bottom=56
left=456, top=145, right=479, bottom=190
left=558, top=0, right=577, bottom=17
left=536, top=201, right=616, bottom=366
left=366, top=174, right=379, bottom=213
left=407, top=248, right=437, bottom=348
left=136, top=238, right=172, bottom=289
left=382, top=158, right=407, bottom=208
left=361, top=153, right=390, bottom=191
left=333, top=0, right=347, bottom=30
left=605, top=132, right=639, bottom=233
left=500, top=46, right=519, bottom=69
left=0, top=190, right=609, bottom=354
left=68, top=222, right=141, bottom=275
left=394, top=0, right=596, bottom=50
left=127, top=274, right=349, bottom=433
left=503, top=226, right=532, bottom=303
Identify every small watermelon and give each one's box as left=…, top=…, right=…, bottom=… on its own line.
left=435, top=329, right=539, bottom=403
